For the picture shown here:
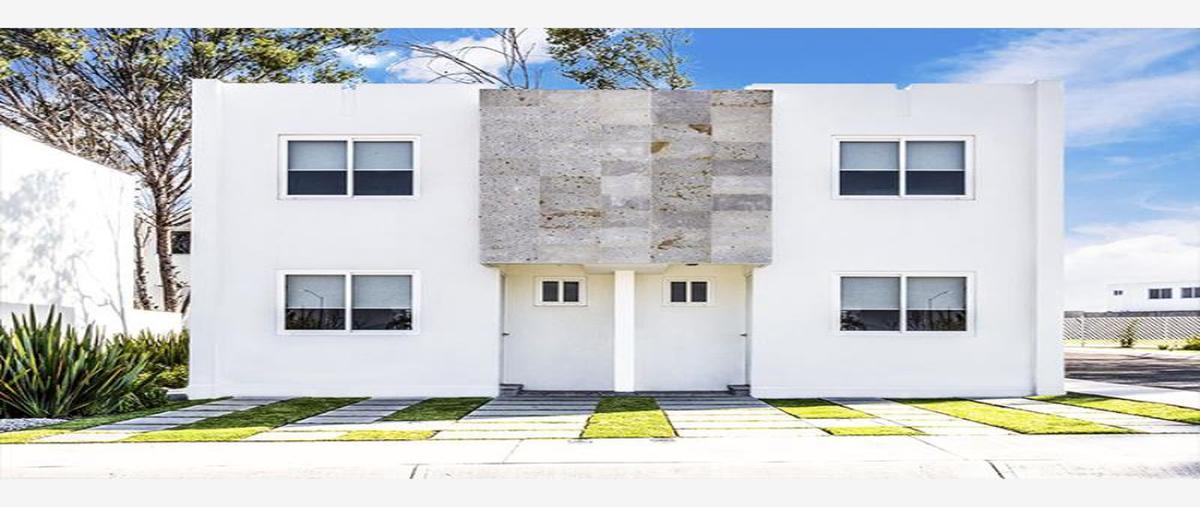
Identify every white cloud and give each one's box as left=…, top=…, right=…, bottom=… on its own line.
left=940, top=30, right=1200, bottom=146
left=388, top=29, right=552, bottom=83
left=335, top=47, right=400, bottom=69
left=1065, top=219, right=1200, bottom=310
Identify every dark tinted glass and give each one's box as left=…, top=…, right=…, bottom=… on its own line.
left=840, top=310, right=900, bottom=331
left=562, top=281, right=581, bottom=302
left=906, top=171, right=965, bottom=195
left=285, top=308, right=345, bottom=330
left=288, top=170, right=347, bottom=195
left=354, top=170, right=413, bottom=196
left=670, top=281, right=688, bottom=303
left=171, top=231, right=191, bottom=254
left=690, top=281, right=708, bottom=303
left=352, top=308, right=412, bottom=330
left=907, top=310, right=967, bottom=331
left=840, top=171, right=899, bottom=195
left=541, top=281, right=559, bottom=303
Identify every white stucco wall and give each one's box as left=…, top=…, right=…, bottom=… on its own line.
left=0, top=126, right=137, bottom=333
left=1106, top=281, right=1200, bottom=312
left=748, top=82, right=1064, bottom=398
left=189, top=81, right=500, bottom=397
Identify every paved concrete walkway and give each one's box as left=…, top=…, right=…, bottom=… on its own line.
left=1066, top=378, right=1200, bottom=410
left=36, top=398, right=287, bottom=443
left=826, top=398, right=1014, bottom=436
left=4, top=434, right=1198, bottom=478
left=972, top=397, right=1200, bottom=434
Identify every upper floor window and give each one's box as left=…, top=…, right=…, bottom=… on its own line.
left=1148, top=288, right=1173, bottom=299
left=835, top=137, right=972, bottom=198
left=536, top=278, right=586, bottom=306
left=1112, top=289, right=1123, bottom=296
left=839, top=274, right=970, bottom=333
left=282, top=136, right=417, bottom=197
left=1180, top=287, right=1198, bottom=298
left=665, top=279, right=711, bottom=306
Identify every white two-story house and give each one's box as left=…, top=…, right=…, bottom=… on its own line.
left=187, top=80, right=1064, bottom=399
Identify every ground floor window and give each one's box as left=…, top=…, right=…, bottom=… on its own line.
left=665, top=279, right=711, bottom=306
left=535, top=277, right=586, bottom=306
left=839, top=273, right=970, bottom=333
left=280, top=271, right=418, bottom=333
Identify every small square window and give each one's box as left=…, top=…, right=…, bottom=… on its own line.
left=287, top=140, right=348, bottom=196
left=839, top=141, right=899, bottom=196
left=536, top=278, right=587, bottom=306
left=1181, top=287, right=1198, bottom=298
left=665, top=279, right=712, bottom=306
left=840, top=276, right=900, bottom=331
left=171, top=231, right=191, bottom=255
left=1112, top=290, right=1123, bottom=296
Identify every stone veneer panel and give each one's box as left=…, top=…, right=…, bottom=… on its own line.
left=479, top=89, right=771, bottom=264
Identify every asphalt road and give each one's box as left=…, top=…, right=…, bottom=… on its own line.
left=1066, top=349, right=1200, bottom=391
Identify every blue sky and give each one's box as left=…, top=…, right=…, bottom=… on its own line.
left=346, top=29, right=1199, bottom=308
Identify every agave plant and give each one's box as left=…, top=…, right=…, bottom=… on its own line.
left=0, top=307, right=159, bottom=418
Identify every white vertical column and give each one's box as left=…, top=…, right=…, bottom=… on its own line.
left=1033, top=80, right=1065, bottom=395
left=613, top=270, right=636, bottom=392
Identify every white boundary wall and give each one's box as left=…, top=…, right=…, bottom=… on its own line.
left=0, top=127, right=141, bottom=334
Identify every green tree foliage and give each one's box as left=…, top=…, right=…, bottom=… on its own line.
left=546, top=28, right=692, bottom=89
left=0, top=29, right=382, bottom=311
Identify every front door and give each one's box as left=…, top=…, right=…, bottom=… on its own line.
left=633, top=266, right=748, bottom=391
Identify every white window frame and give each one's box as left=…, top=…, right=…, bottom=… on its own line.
left=832, top=271, right=975, bottom=337
left=276, top=269, right=421, bottom=336
left=534, top=277, right=588, bottom=306
left=279, top=135, right=420, bottom=199
left=832, top=136, right=975, bottom=200
left=663, top=278, right=715, bottom=307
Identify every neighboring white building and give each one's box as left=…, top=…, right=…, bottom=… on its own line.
left=188, top=80, right=1064, bottom=399
left=0, top=126, right=180, bottom=334
left=1106, top=281, right=1200, bottom=312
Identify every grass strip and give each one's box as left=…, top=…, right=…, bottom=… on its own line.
left=0, top=398, right=219, bottom=445
left=0, top=429, right=71, bottom=444
left=126, top=397, right=365, bottom=442
left=766, top=399, right=873, bottom=419
left=824, top=426, right=923, bottom=436
left=582, top=396, right=675, bottom=439
left=381, top=397, right=491, bottom=421
left=338, top=430, right=434, bottom=441
left=899, top=399, right=1134, bottom=434
left=1032, top=393, right=1200, bottom=425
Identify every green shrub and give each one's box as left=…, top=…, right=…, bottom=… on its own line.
left=145, top=364, right=188, bottom=389
left=0, top=307, right=161, bottom=418
left=1158, top=344, right=1172, bottom=350
left=1118, top=321, right=1138, bottom=348
left=1180, top=334, right=1200, bottom=351
left=112, top=329, right=188, bottom=369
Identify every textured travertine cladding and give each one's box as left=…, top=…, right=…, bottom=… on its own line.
left=479, top=89, right=772, bottom=264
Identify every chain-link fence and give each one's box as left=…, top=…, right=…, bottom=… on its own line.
left=1063, top=314, right=1200, bottom=347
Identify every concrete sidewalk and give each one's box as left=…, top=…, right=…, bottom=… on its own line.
left=3, top=434, right=1198, bottom=478
left=1066, top=378, right=1200, bottom=410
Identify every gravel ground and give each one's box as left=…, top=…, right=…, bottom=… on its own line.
left=0, top=418, right=66, bottom=432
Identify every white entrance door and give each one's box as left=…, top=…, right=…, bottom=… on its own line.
left=501, top=269, right=614, bottom=390
left=633, top=266, right=748, bottom=391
